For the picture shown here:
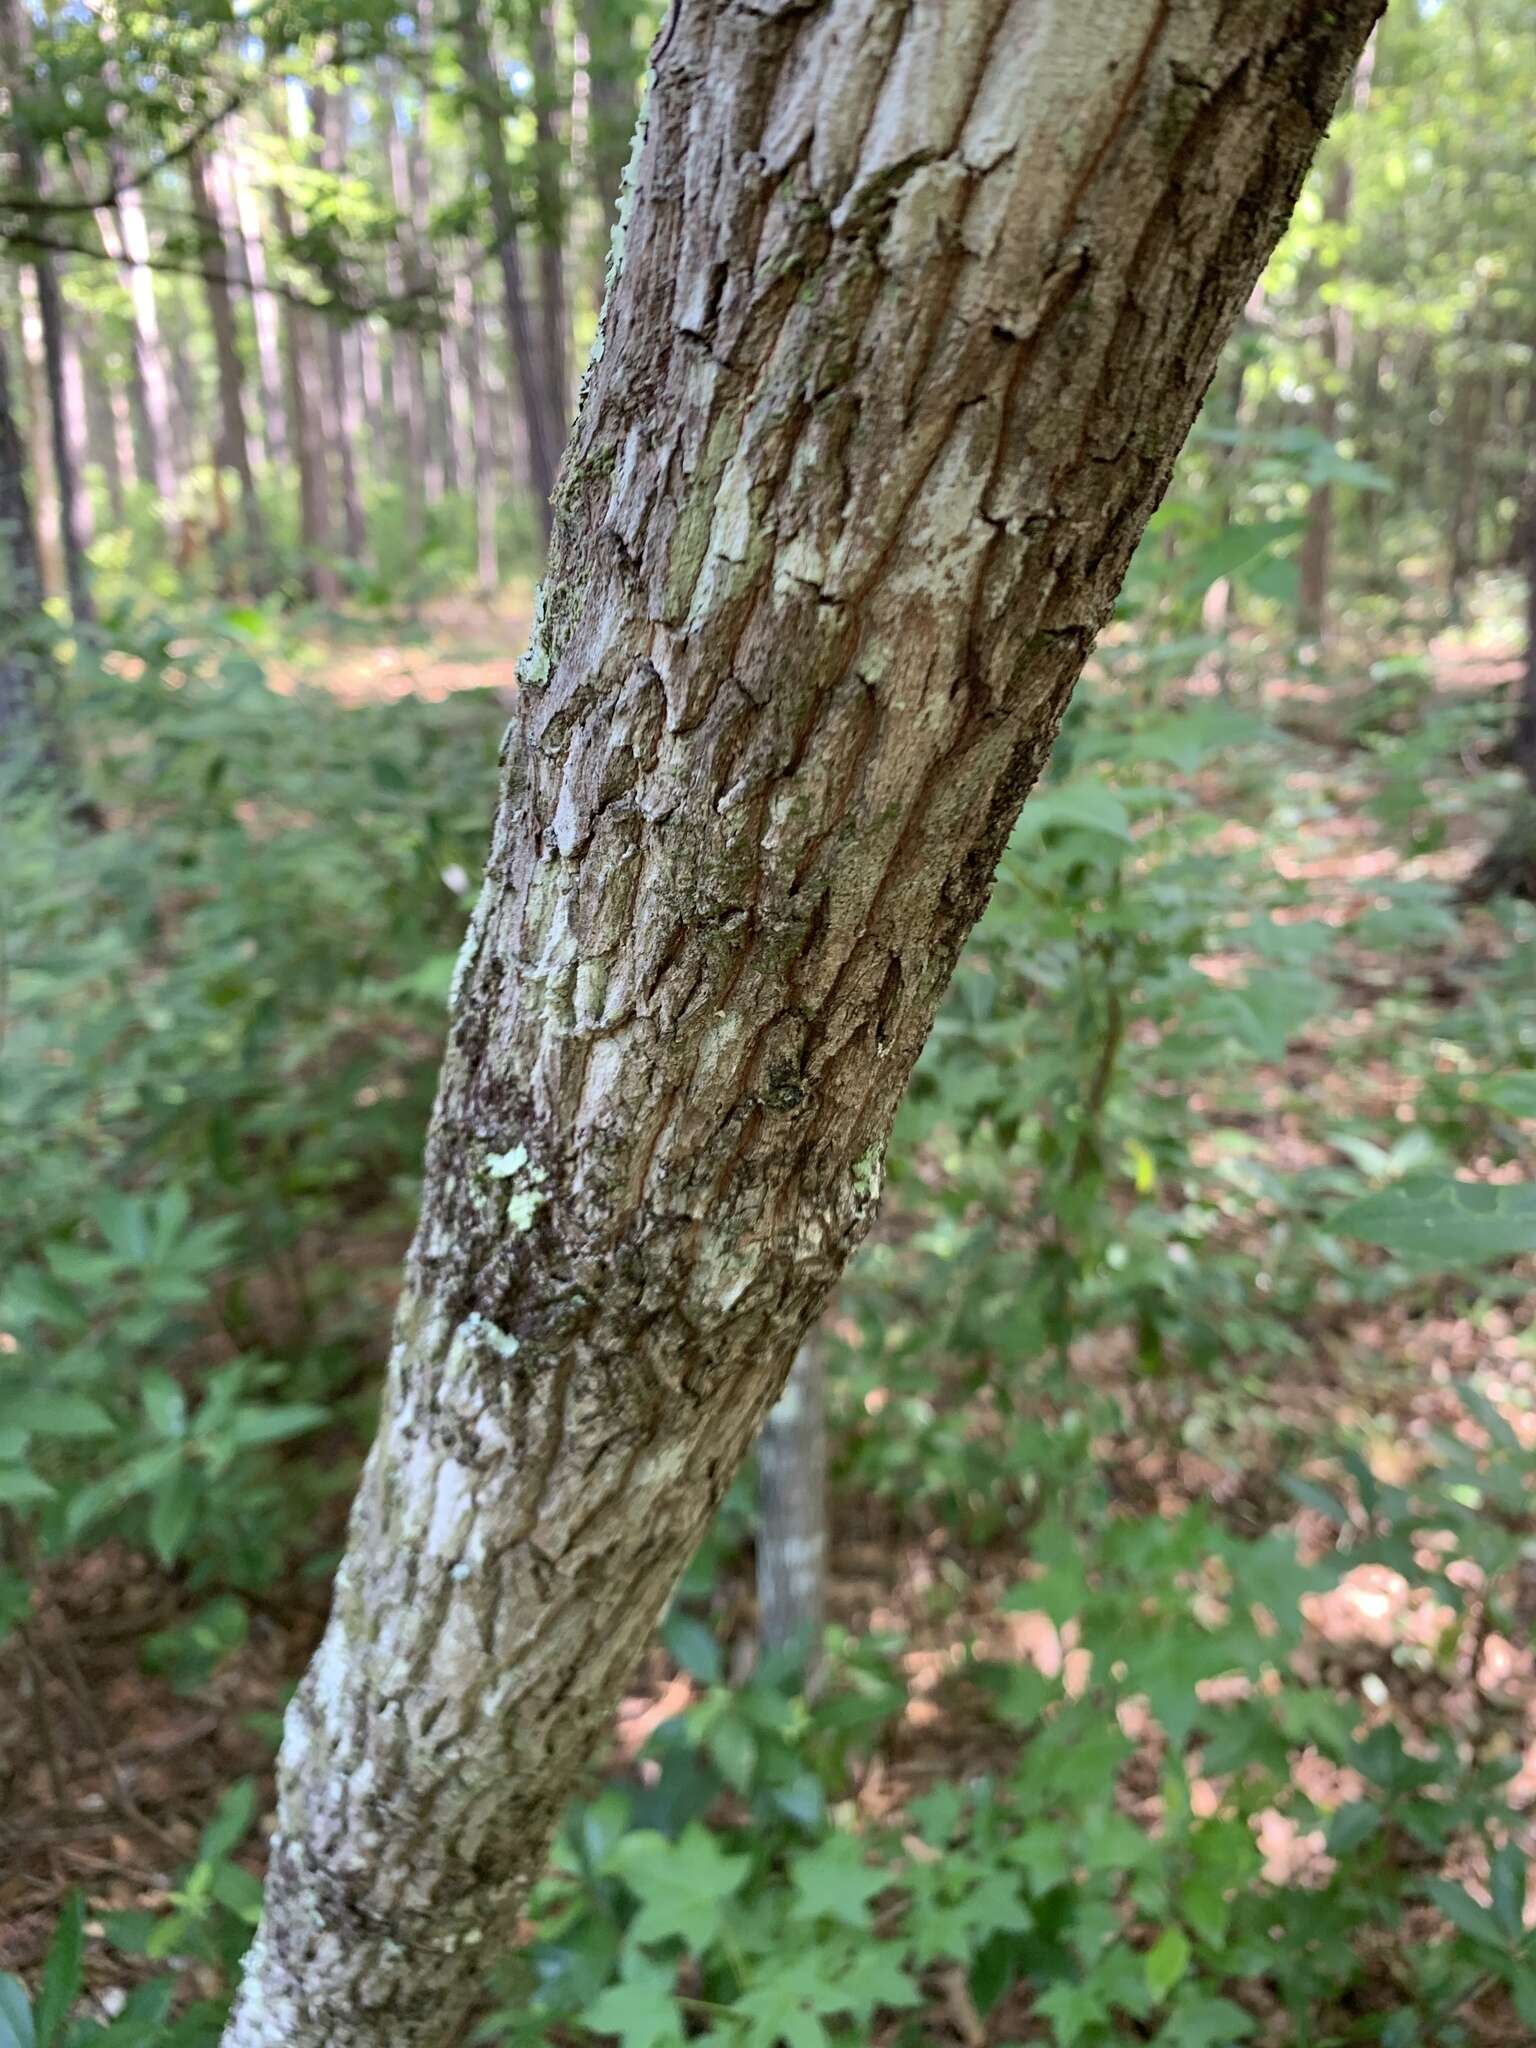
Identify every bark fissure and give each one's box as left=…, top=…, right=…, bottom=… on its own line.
left=224, top=5, right=1382, bottom=2043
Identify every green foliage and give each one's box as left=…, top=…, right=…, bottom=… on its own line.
left=1, top=611, right=501, bottom=1631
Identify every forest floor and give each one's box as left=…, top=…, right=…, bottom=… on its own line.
left=3, top=625, right=1533, bottom=2043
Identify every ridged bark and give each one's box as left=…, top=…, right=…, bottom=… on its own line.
left=225, top=4, right=1381, bottom=2043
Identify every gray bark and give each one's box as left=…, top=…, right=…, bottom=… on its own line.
left=0, top=320, right=47, bottom=750
left=188, top=148, right=269, bottom=579
left=224, top=4, right=1382, bottom=2044
left=224, top=138, right=286, bottom=468
left=757, top=1335, right=826, bottom=1670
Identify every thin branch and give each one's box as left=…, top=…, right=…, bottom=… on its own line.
left=0, top=80, right=254, bottom=216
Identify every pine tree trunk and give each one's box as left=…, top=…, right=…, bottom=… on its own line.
left=224, top=6, right=1382, bottom=2043
left=458, top=0, right=561, bottom=542
left=0, top=321, right=49, bottom=753
left=15, top=267, right=63, bottom=602
left=188, top=148, right=269, bottom=581
left=106, top=174, right=179, bottom=524
left=579, top=0, right=639, bottom=303
left=225, top=138, right=287, bottom=468
left=0, top=0, right=92, bottom=618
left=757, top=1335, right=827, bottom=1671
left=528, top=1, right=570, bottom=451
left=1296, top=35, right=1375, bottom=647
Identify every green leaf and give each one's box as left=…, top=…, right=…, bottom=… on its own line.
left=608, top=1825, right=748, bottom=1949
left=0, top=1975, right=34, bottom=2048
left=661, top=1609, right=722, bottom=1686
left=201, top=1779, right=257, bottom=1862
left=0, top=1467, right=56, bottom=1508
left=1015, top=781, right=1132, bottom=842
left=225, top=1403, right=329, bottom=1448
left=1151, top=1993, right=1255, bottom=2048
left=0, top=1391, right=115, bottom=1440
left=1335, top=1178, right=1536, bottom=1266
left=1480, top=1075, right=1536, bottom=1120
left=789, top=1833, right=890, bottom=1929
left=34, top=1892, right=83, bottom=2047
left=1489, top=1842, right=1526, bottom=1943
left=1325, top=1802, right=1383, bottom=1856
left=582, top=1974, right=683, bottom=2048
left=149, top=1467, right=200, bottom=1566
left=1145, top=1925, right=1191, bottom=2002
left=1424, top=1877, right=1506, bottom=1950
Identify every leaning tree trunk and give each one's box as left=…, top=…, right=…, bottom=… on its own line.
left=224, top=4, right=1381, bottom=2043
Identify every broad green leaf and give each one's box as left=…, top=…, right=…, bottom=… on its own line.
left=1145, top=1925, right=1191, bottom=2001
left=0, top=1391, right=114, bottom=1440
left=1335, top=1179, right=1536, bottom=1266
left=789, top=1833, right=889, bottom=1929
left=1014, top=782, right=1132, bottom=841
left=609, top=1825, right=748, bottom=1949
left=581, top=1980, right=682, bottom=2048
left=1424, top=1877, right=1506, bottom=1949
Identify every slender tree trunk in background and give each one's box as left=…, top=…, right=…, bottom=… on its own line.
left=107, top=175, right=179, bottom=525
left=311, top=89, right=369, bottom=565
left=0, top=322, right=49, bottom=752
left=270, top=184, right=339, bottom=604
left=1447, top=372, right=1490, bottom=619
left=1, top=0, right=92, bottom=618
left=757, top=1337, right=827, bottom=1672
left=456, top=273, right=495, bottom=591
left=386, top=91, right=434, bottom=535
left=1297, top=35, right=1375, bottom=647
left=88, top=355, right=125, bottom=526
left=458, top=0, right=560, bottom=543
left=1511, top=456, right=1536, bottom=789
left=188, top=149, right=269, bottom=582
left=15, top=268, right=63, bottom=601
left=58, top=319, right=93, bottom=550
left=442, top=283, right=475, bottom=501
left=225, top=140, right=286, bottom=468
left=528, top=2, right=569, bottom=449
left=579, top=0, right=638, bottom=301
left=224, top=7, right=1381, bottom=2042
left=107, top=375, right=136, bottom=508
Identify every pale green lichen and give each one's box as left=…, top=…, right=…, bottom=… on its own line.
left=483, top=1143, right=547, bottom=1232
left=517, top=581, right=551, bottom=690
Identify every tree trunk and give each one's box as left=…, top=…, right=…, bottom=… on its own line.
left=106, top=173, right=179, bottom=526
left=1296, top=34, right=1375, bottom=646
left=15, top=267, right=63, bottom=602
left=225, top=137, right=287, bottom=468
left=271, top=185, right=339, bottom=604
left=579, top=0, right=639, bottom=304
left=188, top=147, right=269, bottom=582
left=0, top=320, right=48, bottom=752
left=311, top=89, right=369, bottom=564
left=458, top=0, right=561, bottom=543
left=386, top=86, right=435, bottom=534
left=756, top=1335, right=827, bottom=1672
left=460, top=273, right=498, bottom=596
left=224, top=5, right=1381, bottom=2043
left=0, top=0, right=92, bottom=619
left=528, top=0, right=570, bottom=451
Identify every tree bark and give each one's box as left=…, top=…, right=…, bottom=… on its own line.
left=224, top=136, right=287, bottom=469
left=188, top=147, right=269, bottom=582
left=0, top=319, right=49, bottom=752
left=458, top=0, right=561, bottom=543
left=224, top=5, right=1381, bottom=2044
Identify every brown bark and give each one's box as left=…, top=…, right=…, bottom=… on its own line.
left=224, top=5, right=1382, bottom=2044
